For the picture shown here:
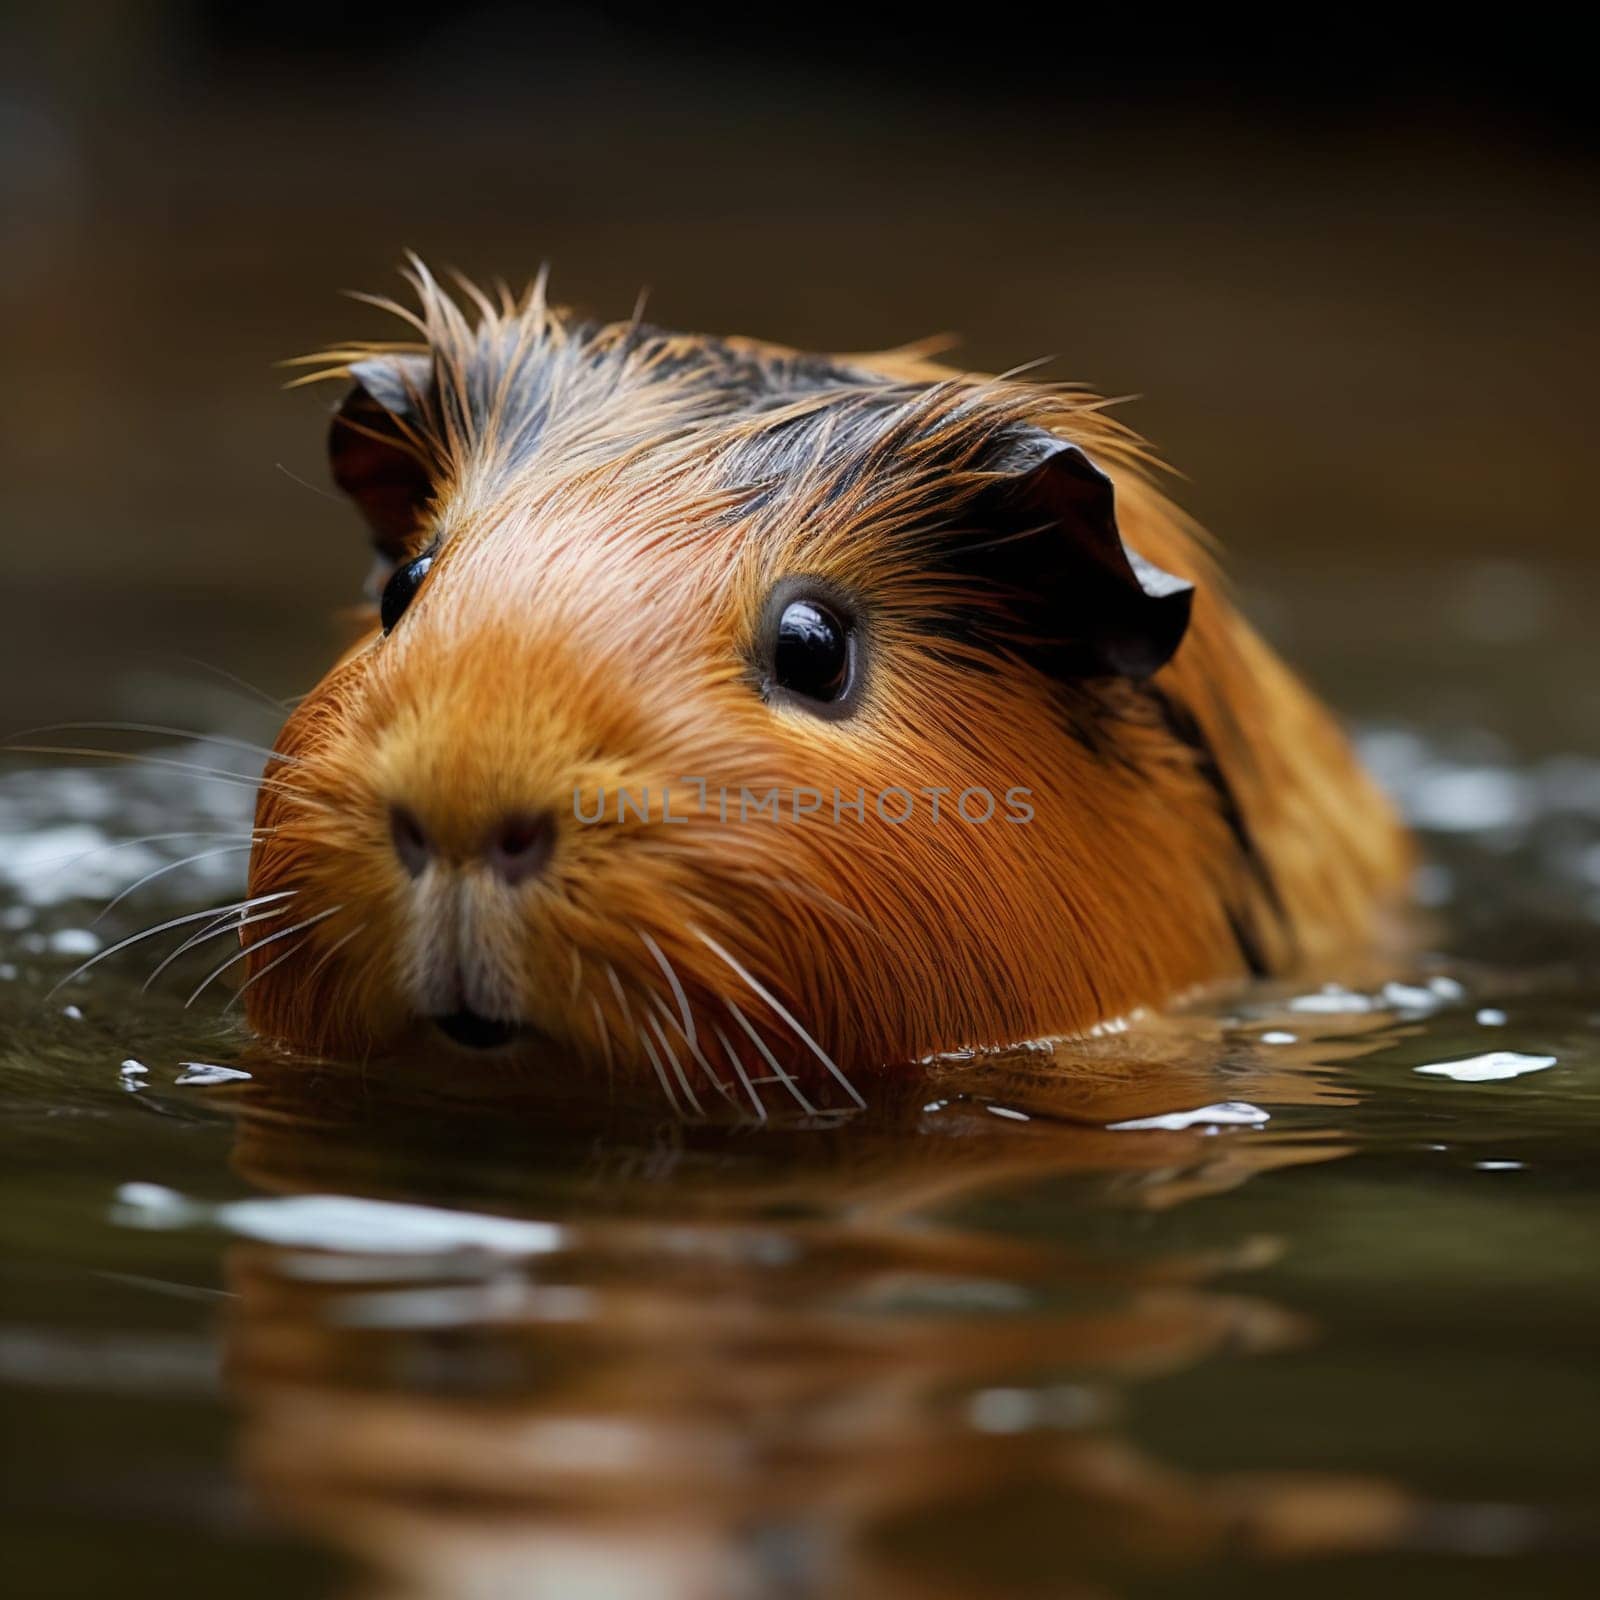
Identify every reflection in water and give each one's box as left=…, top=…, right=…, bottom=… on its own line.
left=182, top=1029, right=1411, bottom=1599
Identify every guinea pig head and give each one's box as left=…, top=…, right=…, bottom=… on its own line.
left=244, top=281, right=1401, bottom=1109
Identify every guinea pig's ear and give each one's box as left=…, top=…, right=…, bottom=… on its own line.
left=328, top=354, right=435, bottom=563
left=968, top=434, right=1195, bottom=680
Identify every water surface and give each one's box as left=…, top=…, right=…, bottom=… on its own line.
left=3, top=571, right=1599, bottom=1599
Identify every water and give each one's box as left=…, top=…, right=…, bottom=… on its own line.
left=3, top=589, right=1600, bottom=1599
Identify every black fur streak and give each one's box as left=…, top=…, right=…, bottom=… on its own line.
left=1143, top=686, right=1292, bottom=978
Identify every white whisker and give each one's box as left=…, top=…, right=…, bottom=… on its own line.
left=645, top=1007, right=704, bottom=1116
left=589, top=995, right=616, bottom=1091
left=11, top=722, right=302, bottom=767
left=724, top=998, right=817, bottom=1115
left=638, top=928, right=695, bottom=1048
left=654, top=996, right=735, bottom=1107
left=605, top=962, right=636, bottom=1033
left=711, top=1021, right=767, bottom=1121
left=300, top=923, right=365, bottom=987
left=93, top=843, right=256, bottom=925
left=185, top=904, right=342, bottom=1009
left=225, top=934, right=312, bottom=1011
left=693, top=926, right=864, bottom=1108
left=2, top=745, right=327, bottom=813
left=634, top=1023, right=684, bottom=1118
left=47, top=892, right=295, bottom=997
left=144, top=899, right=296, bottom=991
left=165, top=653, right=297, bottom=716
left=274, top=460, right=344, bottom=505
left=32, top=830, right=264, bottom=884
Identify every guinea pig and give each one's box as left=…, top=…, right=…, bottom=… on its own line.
left=243, top=266, right=1410, bottom=1113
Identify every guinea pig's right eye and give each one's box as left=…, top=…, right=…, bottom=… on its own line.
left=758, top=578, right=863, bottom=719
left=775, top=600, right=850, bottom=700
left=380, top=553, right=433, bottom=634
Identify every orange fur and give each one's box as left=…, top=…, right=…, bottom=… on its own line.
left=246, top=266, right=1409, bottom=1105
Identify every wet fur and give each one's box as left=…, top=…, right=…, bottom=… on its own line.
left=245, top=267, right=1409, bottom=1106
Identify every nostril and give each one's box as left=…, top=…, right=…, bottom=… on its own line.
left=485, top=810, right=555, bottom=886
left=389, top=804, right=433, bottom=878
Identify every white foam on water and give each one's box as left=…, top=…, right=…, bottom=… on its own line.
left=1107, top=1100, right=1269, bottom=1133
left=173, top=1062, right=252, bottom=1087
left=1415, top=1052, right=1556, bottom=1083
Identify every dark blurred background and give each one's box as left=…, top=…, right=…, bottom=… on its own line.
left=3, top=5, right=1596, bottom=744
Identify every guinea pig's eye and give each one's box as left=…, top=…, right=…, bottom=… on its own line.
left=380, top=553, right=433, bottom=634
left=762, top=581, right=861, bottom=717
left=775, top=599, right=850, bottom=700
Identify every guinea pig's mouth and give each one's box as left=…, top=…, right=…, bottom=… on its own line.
left=431, top=1009, right=525, bottom=1051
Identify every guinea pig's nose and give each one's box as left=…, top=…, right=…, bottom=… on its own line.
left=482, top=810, right=555, bottom=886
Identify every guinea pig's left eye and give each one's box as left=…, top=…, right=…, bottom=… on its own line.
left=761, top=581, right=861, bottom=716
left=380, top=553, right=433, bottom=634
